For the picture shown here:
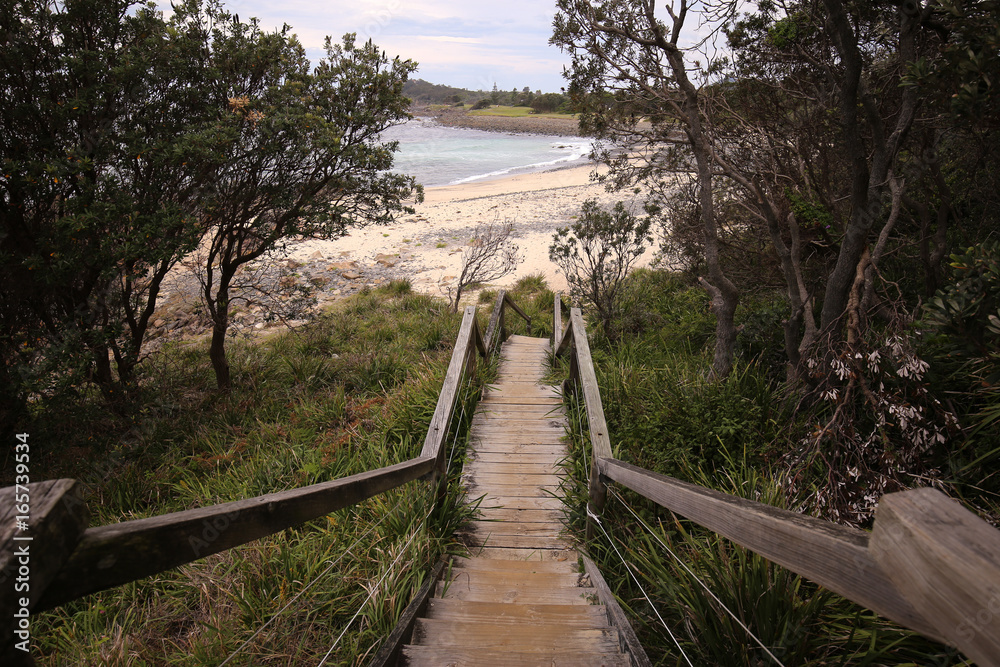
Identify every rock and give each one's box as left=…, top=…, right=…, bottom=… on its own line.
left=342, top=271, right=363, bottom=280
left=309, top=276, right=330, bottom=287
left=287, top=259, right=302, bottom=269
left=309, top=250, right=324, bottom=259
left=279, top=276, right=298, bottom=288
left=255, top=322, right=265, bottom=330
left=327, top=261, right=357, bottom=271
left=153, top=319, right=165, bottom=328
left=374, top=253, right=398, bottom=267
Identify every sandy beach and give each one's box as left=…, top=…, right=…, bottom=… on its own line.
left=287, top=162, right=654, bottom=302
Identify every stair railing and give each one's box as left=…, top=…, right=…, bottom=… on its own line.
left=1, top=304, right=498, bottom=665
left=553, top=297, right=1000, bottom=665
left=484, top=288, right=531, bottom=353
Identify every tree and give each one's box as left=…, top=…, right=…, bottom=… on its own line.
left=553, top=0, right=740, bottom=376
left=450, top=218, right=522, bottom=312
left=0, top=0, right=206, bottom=424
left=549, top=200, right=651, bottom=339
left=170, top=1, right=420, bottom=389
left=553, top=0, right=947, bottom=378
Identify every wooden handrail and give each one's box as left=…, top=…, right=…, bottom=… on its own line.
left=599, top=458, right=942, bottom=642
left=37, top=457, right=435, bottom=612
left=559, top=305, right=1000, bottom=663
left=2, top=305, right=489, bottom=640
left=484, top=289, right=531, bottom=352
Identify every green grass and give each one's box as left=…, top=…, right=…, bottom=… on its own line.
left=466, top=105, right=577, bottom=120
left=15, top=283, right=483, bottom=666
left=555, top=268, right=967, bottom=665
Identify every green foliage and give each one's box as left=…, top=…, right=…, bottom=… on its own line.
left=922, top=241, right=1000, bottom=357
left=12, top=286, right=474, bottom=664
left=549, top=200, right=652, bottom=339
left=920, top=241, right=1000, bottom=469
left=0, top=0, right=420, bottom=413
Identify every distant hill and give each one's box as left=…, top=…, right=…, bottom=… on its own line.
left=403, top=79, right=488, bottom=106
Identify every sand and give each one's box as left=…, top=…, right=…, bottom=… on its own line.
left=286, top=162, right=655, bottom=301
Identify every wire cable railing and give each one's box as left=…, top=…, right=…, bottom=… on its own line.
left=553, top=294, right=1000, bottom=665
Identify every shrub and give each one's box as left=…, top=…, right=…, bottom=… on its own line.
left=549, top=200, right=652, bottom=339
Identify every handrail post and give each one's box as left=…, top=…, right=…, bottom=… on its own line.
left=499, top=299, right=507, bottom=342
left=484, top=290, right=506, bottom=353
left=552, top=293, right=562, bottom=348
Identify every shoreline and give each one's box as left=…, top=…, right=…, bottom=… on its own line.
left=147, top=155, right=656, bottom=346
left=417, top=105, right=584, bottom=137
left=286, top=162, right=653, bottom=299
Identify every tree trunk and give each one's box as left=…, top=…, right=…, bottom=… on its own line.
left=209, top=281, right=233, bottom=390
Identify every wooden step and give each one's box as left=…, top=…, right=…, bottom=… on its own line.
left=436, top=579, right=593, bottom=604
left=476, top=508, right=565, bottom=523
left=461, top=533, right=573, bottom=550
left=467, top=546, right=577, bottom=561
left=448, top=557, right=578, bottom=574
left=422, top=598, right=605, bottom=625
left=401, top=645, right=629, bottom=666
left=412, top=618, right=621, bottom=651
left=470, top=496, right=563, bottom=511
left=464, top=461, right=562, bottom=476
left=469, top=452, right=567, bottom=464
left=441, top=567, right=583, bottom=590
left=462, top=520, right=565, bottom=537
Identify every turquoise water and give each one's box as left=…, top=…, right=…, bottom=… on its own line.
left=382, top=117, right=593, bottom=187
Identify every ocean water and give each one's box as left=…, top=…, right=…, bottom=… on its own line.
left=382, top=117, right=593, bottom=188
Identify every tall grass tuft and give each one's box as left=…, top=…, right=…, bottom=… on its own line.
left=558, top=268, right=966, bottom=665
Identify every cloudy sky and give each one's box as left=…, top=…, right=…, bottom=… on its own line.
left=209, top=0, right=573, bottom=93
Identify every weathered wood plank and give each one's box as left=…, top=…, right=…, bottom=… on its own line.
left=466, top=546, right=577, bottom=561
left=423, top=598, right=606, bottom=625
left=484, top=290, right=507, bottom=352
left=442, top=568, right=581, bottom=589
left=420, top=306, right=483, bottom=464
left=553, top=293, right=563, bottom=347
left=463, top=521, right=565, bottom=537
left=464, top=462, right=561, bottom=476
left=582, top=555, right=653, bottom=667
left=870, top=487, right=1000, bottom=663
left=470, top=452, right=566, bottom=464
left=601, top=458, right=944, bottom=643
left=471, top=496, right=564, bottom=511
left=401, top=645, right=629, bottom=666
left=436, top=578, right=588, bottom=604
left=479, top=396, right=563, bottom=405
left=462, top=534, right=573, bottom=550
left=36, top=456, right=435, bottom=612
left=412, top=618, right=619, bottom=651
left=464, top=473, right=564, bottom=487
left=568, top=309, right=612, bottom=462
left=469, top=443, right=566, bottom=455
left=476, top=508, right=565, bottom=524
left=449, top=557, right=577, bottom=574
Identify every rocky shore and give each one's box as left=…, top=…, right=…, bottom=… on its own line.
left=422, top=106, right=584, bottom=137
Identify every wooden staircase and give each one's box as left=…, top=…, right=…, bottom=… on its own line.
left=399, top=335, right=633, bottom=666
